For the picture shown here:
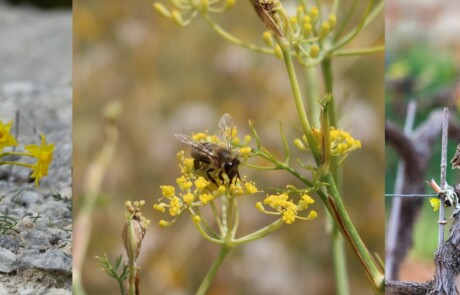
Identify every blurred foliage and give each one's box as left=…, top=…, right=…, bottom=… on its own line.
left=385, top=0, right=460, bottom=279
left=74, top=0, right=384, bottom=294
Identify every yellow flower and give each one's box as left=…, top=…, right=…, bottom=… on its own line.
left=195, top=177, right=210, bottom=190
left=199, top=193, right=214, bottom=204
left=169, top=196, right=181, bottom=216
left=239, top=147, right=252, bottom=157
left=297, top=194, right=315, bottom=210
left=24, top=133, right=54, bottom=186
left=244, top=182, right=258, bottom=194
left=261, top=193, right=316, bottom=224
left=176, top=176, right=192, bottom=191
left=311, top=127, right=361, bottom=156
left=430, top=198, right=440, bottom=212
left=0, top=120, right=18, bottom=151
left=153, top=203, right=167, bottom=213
left=182, top=193, right=194, bottom=205
left=160, top=185, right=176, bottom=198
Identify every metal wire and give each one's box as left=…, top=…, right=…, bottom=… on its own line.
left=385, top=193, right=438, bottom=198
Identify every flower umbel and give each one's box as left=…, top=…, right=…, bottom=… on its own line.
left=257, top=192, right=317, bottom=224
left=302, top=127, right=361, bottom=156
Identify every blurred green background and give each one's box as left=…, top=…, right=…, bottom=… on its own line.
left=386, top=0, right=460, bottom=281
left=74, top=0, right=384, bottom=294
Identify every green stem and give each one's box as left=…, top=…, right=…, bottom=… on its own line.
left=127, top=218, right=137, bottom=295
left=234, top=218, right=284, bottom=244
left=278, top=37, right=320, bottom=163
left=331, top=225, right=350, bottom=295
left=305, top=67, right=320, bottom=127
left=325, top=175, right=384, bottom=292
left=195, top=246, right=231, bottom=295
left=334, top=45, right=384, bottom=56
left=321, top=53, right=349, bottom=295
left=201, top=14, right=274, bottom=55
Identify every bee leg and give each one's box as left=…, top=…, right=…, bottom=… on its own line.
left=206, top=168, right=218, bottom=186
left=193, top=159, right=201, bottom=170
left=218, top=171, right=225, bottom=184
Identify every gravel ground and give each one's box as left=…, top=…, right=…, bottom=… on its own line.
left=0, top=2, right=72, bottom=294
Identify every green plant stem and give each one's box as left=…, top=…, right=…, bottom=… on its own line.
left=321, top=54, right=349, bottom=295
left=278, top=37, right=320, bottom=163
left=334, top=45, right=384, bottom=56
left=195, top=246, right=231, bottom=295
left=279, top=36, right=383, bottom=292
left=325, top=175, right=384, bottom=292
left=201, top=14, right=274, bottom=55
left=331, top=220, right=350, bottom=295
left=305, top=67, right=320, bottom=127
left=127, top=217, right=137, bottom=295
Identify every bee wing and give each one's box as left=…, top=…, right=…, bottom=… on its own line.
left=218, top=113, right=234, bottom=150
left=175, top=134, right=217, bottom=159
left=252, top=3, right=283, bottom=37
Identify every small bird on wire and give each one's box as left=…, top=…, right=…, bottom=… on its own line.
left=450, top=143, right=460, bottom=169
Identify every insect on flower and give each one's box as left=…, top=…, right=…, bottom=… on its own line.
left=175, top=114, right=243, bottom=187
left=252, top=0, right=284, bottom=37
left=451, top=143, right=460, bottom=169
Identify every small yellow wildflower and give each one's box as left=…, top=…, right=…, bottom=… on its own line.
left=24, top=133, right=54, bottom=186
left=255, top=202, right=264, bottom=212
left=306, top=211, right=317, bottom=220
left=0, top=120, right=18, bottom=151
left=261, top=193, right=316, bottom=224
left=262, top=31, right=274, bottom=47
left=169, top=196, right=181, bottom=216
left=311, top=127, right=361, bottom=156
left=309, top=6, right=319, bottom=21
left=297, top=194, right=315, bottom=210
left=192, top=132, right=208, bottom=141
left=153, top=203, right=167, bottom=213
left=310, top=44, right=320, bottom=58
left=159, top=220, right=170, bottom=227
left=160, top=185, right=176, bottom=198
left=182, top=193, right=195, bottom=205
left=282, top=204, right=296, bottom=224
left=230, top=184, right=244, bottom=196
left=195, top=177, right=210, bottom=190
left=244, top=182, right=258, bottom=194
left=176, top=176, right=193, bottom=191
left=192, top=215, right=201, bottom=223
left=239, top=147, right=251, bottom=158
left=183, top=158, right=194, bottom=173
left=430, top=198, right=440, bottom=212
left=199, top=193, right=214, bottom=205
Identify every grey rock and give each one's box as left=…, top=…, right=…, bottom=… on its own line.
left=20, top=249, right=71, bottom=274
left=18, top=191, right=40, bottom=208
left=0, top=247, right=18, bottom=273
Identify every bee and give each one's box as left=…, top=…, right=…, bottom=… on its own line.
left=252, top=0, right=283, bottom=37
left=175, top=113, right=242, bottom=187
left=451, top=143, right=460, bottom=169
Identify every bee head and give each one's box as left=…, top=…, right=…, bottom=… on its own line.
left=224, top=158, right=241, bottom=185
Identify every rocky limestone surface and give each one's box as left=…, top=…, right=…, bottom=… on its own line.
left=0, top=2, right=72, bottom=294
